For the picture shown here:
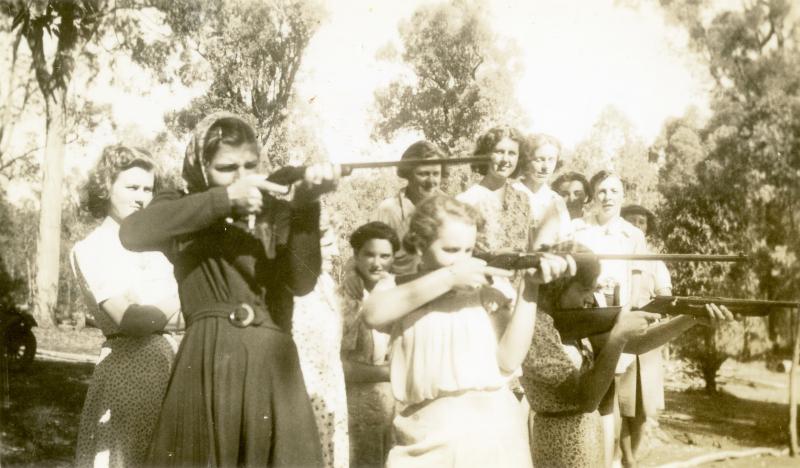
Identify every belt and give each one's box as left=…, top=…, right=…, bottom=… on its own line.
left=105, top=330, right=169, bottom=340
left=536, top=409, right=585, bottom=418
left=186, top=302, right=269, bottom=329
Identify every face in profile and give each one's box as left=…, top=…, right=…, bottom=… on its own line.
left=526, top=143, right=559, bottom=185
left=487, top=137, right=519, bottom=179
left=108, top=166, right=155, bottom=222
left=206, top=144, right=259, bottom=188
left=593, top=175, right=624, bottom=220
left=556, top=180, right=588, bottom=218
left=354, top=238, right=395, bottom=287
left=407, top=164, right=441, bottom=200
left=418, top=216, right=477, bottom=270
left=557, top=280, right=598, bottom=309
left=623, top=213, right=648, bottom=235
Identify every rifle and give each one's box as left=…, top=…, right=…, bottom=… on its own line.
left=551, top=296, right=800, bottom=340
left=395, top=251, right=746, bottom=284
left=265, top=157, right=489, bottom=187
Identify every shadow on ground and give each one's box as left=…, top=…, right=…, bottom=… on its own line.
left=1, top=359, right=92, bottom=467
left=660, top=388, right=792, bottom=449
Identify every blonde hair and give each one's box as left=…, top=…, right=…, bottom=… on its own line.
left=403, top=195, right=484, bottom=253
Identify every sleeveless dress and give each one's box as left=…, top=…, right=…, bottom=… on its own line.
left=386, top=285, right=532, bottom=468
left=71, top=217, right=179, bottom=468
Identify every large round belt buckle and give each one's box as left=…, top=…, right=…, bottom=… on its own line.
left=229, top=303, right=255, bottom=328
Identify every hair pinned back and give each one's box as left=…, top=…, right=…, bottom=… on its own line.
left=397, top=140, right=446, bottom=180
left=83, top=145, right=159, bottom=219
left=403, top=195, right=483, bottom=254
left=349, top=221, right=400, bottom=254
left=472, top=125, right=527, bottom=176
left=514, top=133, right=563, bottom=178
left=537, top=242, right=601, bottom=312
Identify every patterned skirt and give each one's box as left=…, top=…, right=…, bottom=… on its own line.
left=532, top=411, right=604, bottom=467
left=75, top=334, right=175, bottom=468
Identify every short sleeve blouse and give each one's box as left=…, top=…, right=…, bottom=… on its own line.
left=340, top=276, right=394, bottom=366
left=373, top=190, right=419, bottom=275
left=389, top=285, right=513, bottom=405
left=71, top=217, right=179, bottom=336
left=510, top=182, right=572, bottom=248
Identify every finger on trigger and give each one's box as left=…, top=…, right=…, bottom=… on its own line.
left=483, top=266, right=512, bottom=278
left=253, top=178, right=290, bottom=195
left=566, top=255, right=577, bottom=276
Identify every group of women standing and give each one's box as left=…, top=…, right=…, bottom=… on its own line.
left=69, top=113, right=733, bottom=468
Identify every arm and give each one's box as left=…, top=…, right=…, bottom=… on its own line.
left=497, top=281, right=538, bottom=374
left=120, top=188, right=231, bottom=252
left=623, top=315, right=696, bottom=354
left=571, top=332, right=628, bottom=412
left=342, top=359, right=390, bottom=384
left=362, top=268, right=457, bottom=329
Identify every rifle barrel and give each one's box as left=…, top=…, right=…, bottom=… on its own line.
left=341, top=157, right=488, bottom=171
left=657, top=296, right=800, bottom=308
left=582, top=253, right=748, bottom=262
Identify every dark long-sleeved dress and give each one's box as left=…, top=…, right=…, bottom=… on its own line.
left=120, top=186, right=324, bottom=467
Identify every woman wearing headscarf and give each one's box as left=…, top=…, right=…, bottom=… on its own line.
left=120, top=112, right=338, bottom=466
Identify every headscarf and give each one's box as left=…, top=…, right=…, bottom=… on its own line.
left=181, top=111, right=289, bottom=259
left=182, top=111, right=257, bottom=193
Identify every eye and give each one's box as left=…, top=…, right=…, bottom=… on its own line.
left=442, top=247, right=460, bottom=254
left=244, top=161, right=258, bottom=170
left=215, top=164, right=238, bottom=172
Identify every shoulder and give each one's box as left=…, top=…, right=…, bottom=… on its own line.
left=73, top=219, right=118, bottom=262
left=456, top=184, right=486, bottom=205
left=616, top=218, right=646, bottom=241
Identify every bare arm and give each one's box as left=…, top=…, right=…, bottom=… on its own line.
left=363, top=259, right=512, bottom=329
left=497, top=282, right=538, bottom=374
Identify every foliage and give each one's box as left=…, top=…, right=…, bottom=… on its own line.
left=373, top=0, right=525, bottom=154
left=567, top=105, right=661, bottom=208
left=652, top=0, right=800, bottom=391
left=140, top=0, right=327, bottom=156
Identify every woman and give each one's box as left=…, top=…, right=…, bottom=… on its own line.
left=291, top=210, right=349, bottom=468
left=363, top=195, right=573, bottom=467
left=456, top=125, right=531, bottom=254
left=119, top=112, right=338, bottom=466
left=522, top=243, right=733, bottom=467
left=340, top=221, right=399, bottom=467
left=373, top=140, right=445, bottom=274
left=618, top=204, right=674, bottom=467
left=71, top=144, right=180, bottom=468
left=552, top=171, right=591, bottom=220
left=572, top=170, right=647, bottom=466
left=512, top=133, right=572, bottom=249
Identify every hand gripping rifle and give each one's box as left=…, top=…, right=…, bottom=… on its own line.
left=248, top=157, right=488, bottom=230
left=264, top=157, right=490, bottom=187
left=395, top=251, right=747, bottom=285
left=552, top=296, right=800, bottom=340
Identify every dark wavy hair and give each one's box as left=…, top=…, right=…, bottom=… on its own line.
left=396, top=140, right=446, bottom=180
left=621, top=204, right=656, bottom=235
left=472, top=125, right=528, bottom=176
left=551, top=171, right=592, bottom=202
left=202, top=117, right=259, bottom=166
left=349, top=221, right=401, bottom=254
left=514, top=133, right=563, bottom=178
left=83, top=145, right=159, bottom=219
left=403, top=194, right=484, bottom=254
left=534, top=242, right=601, bottom=313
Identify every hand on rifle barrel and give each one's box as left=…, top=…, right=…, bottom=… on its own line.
left=522, top=253, right=577, bottom=285
left=692, top=303, right=736, bottom=328
left=610, top=306, right=661, bottom=342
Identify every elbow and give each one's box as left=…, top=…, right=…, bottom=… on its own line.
left=119, top=218, right=146, bottom=252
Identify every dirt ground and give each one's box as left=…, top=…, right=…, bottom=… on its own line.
left=1, top=328, right=799, bottom=467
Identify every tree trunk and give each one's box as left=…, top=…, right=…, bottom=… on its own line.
left=789, top=307, right=800, bottom=456
left=32, top=90, right=66, bottom=328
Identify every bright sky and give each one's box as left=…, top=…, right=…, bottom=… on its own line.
left=8, top=0, right=713, bottom=203
left=295, top=0, right=710, bottom=163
